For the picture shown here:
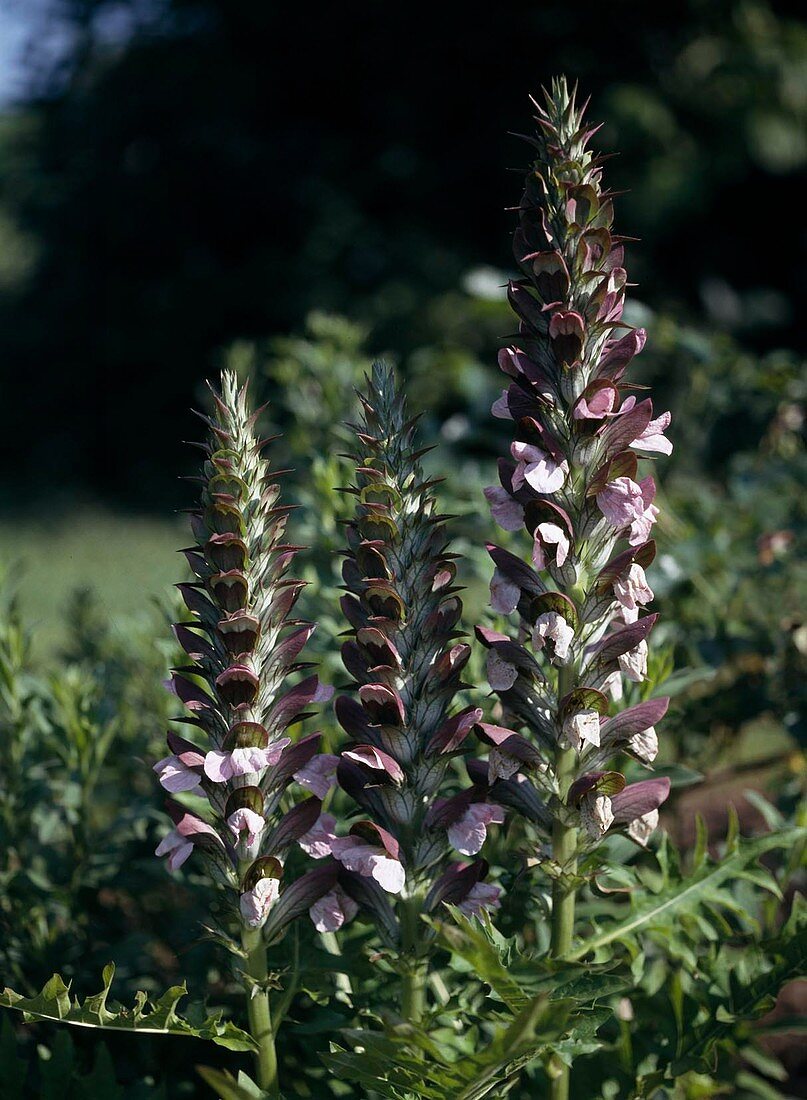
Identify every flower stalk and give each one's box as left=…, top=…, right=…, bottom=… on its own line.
left=478, top=78, right=674, bottom=1095
left=241, top=925, right=278, bottom=1095
left=153, top=371, right=339, bottom=1093
left=332, top=362, right=502, bottom=1022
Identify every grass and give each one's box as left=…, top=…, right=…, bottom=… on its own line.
left=0, top=507, right=183, bottom=657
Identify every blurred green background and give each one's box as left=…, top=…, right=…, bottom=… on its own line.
left=0, top=0, right=804, bottom=1096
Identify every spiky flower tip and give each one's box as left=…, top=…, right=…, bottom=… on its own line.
left=477, top=78, right=672, bottom=873
left=153, top=371, right=341, bottom=939
left=328, top=362, right=502, bottom=946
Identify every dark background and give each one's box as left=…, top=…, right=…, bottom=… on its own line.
left=0, top=0, right=803, bottom=507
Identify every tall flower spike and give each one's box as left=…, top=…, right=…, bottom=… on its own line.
left=333, top=362, right=501, bottom=1018
left=479, top=75, right=672, bottom=1009
left=154, top=371, right=338, bottom=1094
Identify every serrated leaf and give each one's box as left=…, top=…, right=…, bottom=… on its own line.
left=566, top=828, right=805, bottom=962
left=668, top=895, right=807, bottom=1077
left=0, top=964, right=256, bottom=1052
left=324, top=993, right=573, bottom=1100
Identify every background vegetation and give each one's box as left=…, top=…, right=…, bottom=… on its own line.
left=0, top=1, right=803, bottom=1096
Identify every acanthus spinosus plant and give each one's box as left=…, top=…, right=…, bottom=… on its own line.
left=1, top=78, right=805, bottom=1100
left=153, top=371, right=340, bottom=1095
left=477, top=77, right=673, bottom=1095
left=329, top=362, right=503, bottom=1018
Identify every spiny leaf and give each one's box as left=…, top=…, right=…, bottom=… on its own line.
left=669, top=894, right=807, bottom=1077
left=566, top=827, right=805, bottom=962
left=431, top=910, right=629, bottom=1014
left=0, top=964, right=256, bottom=1052
left=324, top=994, right=573, bottom=1100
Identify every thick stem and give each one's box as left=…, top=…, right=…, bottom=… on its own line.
left=550, top=743, right=578, bottom=956
left=241, top=926, right=279, bottom=1096
left=550, top=667, right=579, bottom=1100
left=400, top=893, right=427, bottom=1023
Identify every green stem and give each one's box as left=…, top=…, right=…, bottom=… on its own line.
left=400, top=893, right=427, bottom=1023
left=241, top=926, right=279, bottom=1096
left=550, top=668, right=579, bottom=1100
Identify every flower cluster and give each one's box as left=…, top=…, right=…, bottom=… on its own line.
left=478, top=79, right=672, bottom=876
left=328, top=362, right=502, bottom=944
left=153, top=372, right=339, bottom=938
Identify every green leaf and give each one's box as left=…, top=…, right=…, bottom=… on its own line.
left=325, top=994, right=573, bottom=1100
left=566, top=827, right=805, bottom=962
left=431, top=910, right=628, bottom=1014
left=196, top=1066, right=274, bottom=1100
left=0, top=964, right=256, bottom=1052
left=668, top=895, right=807, bottom=1077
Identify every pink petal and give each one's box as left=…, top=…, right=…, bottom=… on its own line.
left=457, top=881, right=501, bottom=918
left=240, top=877, right=280, bottom=928
left=310, top=886, right=359, bottom=932
left=491, top=390, right=512, bottom=420
left=448, top=803, right=505, bottom=855
left=298, top=812, right=338, bottom=859
left=153, top=755, right=202, bottom=793
left=294, top=754, right=339, bottom=799
left=633, top=412, right=673, bottom=455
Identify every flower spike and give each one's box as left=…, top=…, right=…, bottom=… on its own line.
left=480, top=75, right=673, bottom=952
left=332, top=362, right=500, bottom=1011
left=154, top=371, right=338, bottom=937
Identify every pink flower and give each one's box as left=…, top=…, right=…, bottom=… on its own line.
left=602, top=670, right=623, bottom=701
left=614, top=563, right=654, bottom=623
left=619, top=639, right=648, bottom=682
left=597, top=476, right=658, bottom=546
left=310, top=885, right=359, bottom=933
left=153, top=752, right=204, bottom=793
left=491, top=390, right=512, bottom=420
left=240, top=876, right=280, bottom=928
left=457, top=881, right=501, bottom=919
left=204, top=739, right=290, bottom=782
left=294, top=754, right=339, bottom=798
left=563, top=709, right=601, bottom=751
left=486, top=649, right=518, bottom=691
left=447, top=803, right=505, bottom=856
left=574, top=386, right=617, bottom=420
left=329, top=837, right=406, bottom=894
left=627, top=809, right=659, bottom=846
left=342, top=745, right=404, bottom=784
left=490, top=568, right=520, bottom=614
left=511, top=441, right=569, bottom=494
left=633, top=411, right=672, bottom=455
left=532, top=522, right=570, bottom=569
left=580, top=793, right=614, bottom=838
left=298, top=813, right=338, bottom=859
left=226, top=808, right=266, bottom=859
left=628, top=728, right=658, bottom=764
left=532, top=611, right=574, bottom=662
left=154, top=828, right=193, bottom=871
left=484, top=486, right=524, bottom=532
